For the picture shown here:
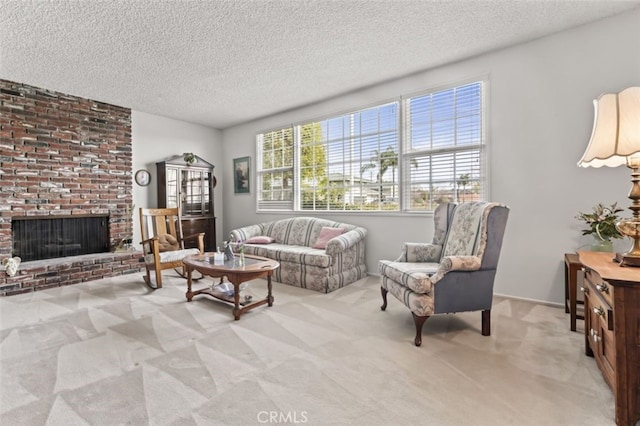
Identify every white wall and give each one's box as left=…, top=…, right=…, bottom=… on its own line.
left=221, top=9, right=640, bottom=305
left=131, top=111, right=223, bottom=249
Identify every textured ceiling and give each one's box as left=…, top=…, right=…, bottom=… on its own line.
left=1, top=1, right=639, bottom=129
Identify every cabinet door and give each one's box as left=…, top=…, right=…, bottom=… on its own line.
left=179, top=169, right=213, bottom=217
left=166, top=168, right=179, bottom=208
left=181, top=169, right=204, bottom=216
left=182, top=217, right=215, bottom=251
left=203, top=172, right=213, bottom=216
left=587, top=287, right=616, bottom=390
left=181, top=169, right=212, bottom=217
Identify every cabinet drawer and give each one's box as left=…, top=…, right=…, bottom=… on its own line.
left=586, top=279, right=614, bottom=331
left=584, top=268, right=614, bottom=308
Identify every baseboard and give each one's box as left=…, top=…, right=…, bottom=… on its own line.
left=493, top=292, right=563, bottom=308
left=369, top=272, right=563, bottom=308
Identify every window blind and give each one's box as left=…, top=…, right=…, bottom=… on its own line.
left=256, top=79, right=485, bottom=213
left=402, top=81, right=484, bottom=211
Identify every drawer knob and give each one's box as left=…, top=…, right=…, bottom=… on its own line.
left=593, top=306, right=605, bottom=317
left=595, top=283, right=609, bottom=293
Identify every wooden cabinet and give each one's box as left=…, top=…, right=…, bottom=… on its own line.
left=579, top=251, right=640, bottom=426
left=157, top=155, right=216, bottom=251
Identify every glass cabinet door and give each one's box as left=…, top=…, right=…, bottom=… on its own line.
left=158, top=159, right=214, bottom=219
left=181, top=169, right=203, bottom=216
left=166, top=168, right=179, bottom=208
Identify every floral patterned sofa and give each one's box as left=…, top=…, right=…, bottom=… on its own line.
left=230, top=217, right=367, bottom=293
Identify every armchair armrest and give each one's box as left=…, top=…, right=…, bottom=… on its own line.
left=398, top=242, right=442, bottom=262
left=325, top=228, right=367, bottom=255
left=428, top=255, right=482, bottom=286
left=439, top=255, right=482, bottom=272
left=140, top=236, right=160, bottom=254
left=182, top=232, right=205, bottom=253
left=140, top=236, right=158, bottom=246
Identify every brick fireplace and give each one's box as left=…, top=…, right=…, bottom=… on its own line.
left=0, top=79, right=142, bottom=295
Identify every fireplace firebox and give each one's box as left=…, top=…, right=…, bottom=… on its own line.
left=12, top=215, right=110, bottom=262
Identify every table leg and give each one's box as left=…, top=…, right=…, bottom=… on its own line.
left=232, top=280, right=241, bottom=320
left=186, top=266, right=194, bottom=302
left=267, top=273, right=274, bottom=307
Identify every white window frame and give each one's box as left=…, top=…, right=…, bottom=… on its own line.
left=256, top=78, right=487, bottom=213
left=402, top=80, right=486, bottom=211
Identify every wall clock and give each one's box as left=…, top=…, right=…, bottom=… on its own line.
left=135, top=169, right=151, bottom=186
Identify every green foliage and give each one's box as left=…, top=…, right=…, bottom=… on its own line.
left=575, top=203, right=624, bottom=241
left=360, top=147, right=417, bottom=202
left=300, top=123, right=333, bottom=207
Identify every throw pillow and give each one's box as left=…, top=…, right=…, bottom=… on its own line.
left=157, top=233, right=179, bottom=252
left=245, top=236, right=276, bottom=244
left=312, top=227, right=346, bottom=249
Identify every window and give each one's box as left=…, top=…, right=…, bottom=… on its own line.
left=298, top=102, right=399, bottom=211
left=403, top=82, right=485, bottom=211
left=256, top=128, right=294, bottom=211
left=256, top=80, right=485, bottom=213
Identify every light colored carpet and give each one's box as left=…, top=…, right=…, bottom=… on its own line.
left=0, top=273, right=614, bottom=425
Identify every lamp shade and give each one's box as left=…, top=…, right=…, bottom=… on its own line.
left=578, top=86, right=640, bottom=168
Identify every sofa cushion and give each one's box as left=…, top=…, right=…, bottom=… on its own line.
left=378, top=260, right=439, bottom=294
left=245, top=235, right=275, bottom=244
left=242, top=243, right=332, bottom=268
left=312, top=227, right=346, bottom=249
left=144, top=248, right=200, bottom=264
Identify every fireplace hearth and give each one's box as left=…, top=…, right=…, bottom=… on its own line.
left=12, top=216, right=110, bottom=262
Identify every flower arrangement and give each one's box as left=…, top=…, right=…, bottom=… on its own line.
left=575, top=202, right=624, bottom=242
left=183, top=152, right=196, bottom=165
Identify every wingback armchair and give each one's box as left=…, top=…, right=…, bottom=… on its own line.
left=379, top=202, right=510, bottom=346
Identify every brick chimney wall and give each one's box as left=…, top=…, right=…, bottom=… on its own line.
left=0, top=79, right=142, bottom=295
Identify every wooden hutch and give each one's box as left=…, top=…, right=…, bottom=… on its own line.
left=156, top=154, right=216, bottom=251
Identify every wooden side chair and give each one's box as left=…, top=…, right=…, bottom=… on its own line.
left=139, top=207, right=205, bottom=289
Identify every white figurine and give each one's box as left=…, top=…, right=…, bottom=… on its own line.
left=2, top=256, right=21, bottom=277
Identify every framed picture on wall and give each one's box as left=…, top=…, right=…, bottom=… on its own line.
left=233, top=156, right=250, bottom=194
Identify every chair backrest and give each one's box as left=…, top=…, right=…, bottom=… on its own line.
left=139, top=208, right=186, bottom=253
left=439, top=202, right=509, bottom=266
left=432, top=203, right=457, bottom=246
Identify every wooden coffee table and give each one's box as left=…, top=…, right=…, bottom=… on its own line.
left=183, top=253, right=279, bottom=320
